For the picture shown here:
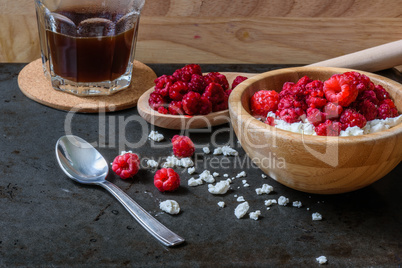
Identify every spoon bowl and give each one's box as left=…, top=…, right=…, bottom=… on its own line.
left=55, top=135, right=185, bottom=247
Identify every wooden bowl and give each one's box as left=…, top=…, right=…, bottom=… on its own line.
left=138, top=72, right=256, bottom=129
left=229, top=67, right=402, bottom=194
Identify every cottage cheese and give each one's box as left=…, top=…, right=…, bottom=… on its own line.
left=261, top=174, right=267, bottom=179
left=213, top=146, right=239, bottom=156
left=187, top=167, right=196, bottom=174
left=146, top=159, right=158, bottom=168
left=236, top=171, right=247, bottom=178
left=199, top=170, right=215, bottom=183
left=148, top=130, right=164, bottom=142
left=312, top=212, right=323, bottom=221
left=292, top=201, right=302, bottom=208
left=265, top=199, right=277, bottom=207
left=249, top=210, right=261, bottom=221
left=235, top=202, right=250, bottom=219
left=255, top=184, right=273, bottom=195
left=217, top=201, right=225, bottom=208
left=278, top=196, right=289, bottom=206
left=162, top=156, right=194, bottom=168
left=203, top=147, right=211, bottom=154
left=316, top=256, right=327, bottom=265
left=213, top=172, right=220, bottom=177
left=188, top=177, right=203, bottom=187
left=159, top=200, right=180, bottom=215
left=208, top=180, right=230, bottom=194
left=237, top=196, right=245, bottom=202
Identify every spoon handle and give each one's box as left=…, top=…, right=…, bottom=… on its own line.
left=99, top=180, right=185, bottom=247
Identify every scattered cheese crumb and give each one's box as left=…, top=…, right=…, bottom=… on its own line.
left=316, top=256, right=327, bottom=265
left=243, top=183, right=250, bottom=187
left=162, top=155, right=194, bottom=168
left=255, top=184, right=273, bottom=195
left=312, top=212, right=323, bottom=221
left=208, top=180, right=230, bottom=194
left=146, top=159, right=158, bottom=168
left=234, top=202, right=250, bottom=219
left=199, top=170, right=215, bottom=183
left=188, top=177, right=204, bottom=187
left=187, top=167, right=196, bottom=174
left=213, top=172, right=219, bottom=177
left=217, top=201, right=225, bottom=208
left=223, top=174, right=229, bottom=178
left=292, top=201, right=302, bottom=208
left=249, top=210, right=261, bottom=221
left=261, top=174, right=267, bottom=179
left=213, top=146, right=239, bottom=156
left=264, top=199, right=277, bottom=207
left=237, top=196, right=245, bottom=202
left=203, top=147, right=210, bottom=154
left=148, top=131, right=164, bottom=142
left=278, top=196, right=289, bottom=206
left=159, top=200, right=180, bottom=215
left=236, top=171, right=247, bottom=178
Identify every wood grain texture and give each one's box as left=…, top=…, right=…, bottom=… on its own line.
left=2, top=0, right=402, bottom=64
left=229, top=67, right=402, bottom=194
left=137, top=72, right=256, bottom=129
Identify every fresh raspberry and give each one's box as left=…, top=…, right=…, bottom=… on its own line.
left=204, top=72, right=229, bottom=90
left=148, top=92, right=167, bottom=111
left=112, top=153, right=140, bottom=179
left=343, top=71, right=373, bottom=93
left=292, top=76, right=312, bottom=97
left=182, top=91, right=201, bottom=115
left=323, top=73, right=359, bottom=107
left=265, top=116, right=275, bottom=126
left=339, top=109, right=367, bottom=130
left=157, top=106, right=168, bottom=114
left=172, top=135, right=195, bottom=158
left=213, top=94, right=229, bottom=112
left=277, top=95, right=307, bottom=111
left=188, top=74, right=206, bottom=93
left=154, top=75, right=174, bottom=98
left=202, top=82, right=226, bottom=107
left=377, top=103, right=399, bottom=119
left=323, top=102, right=343, bottom=120
left=315, top=120, right=341, bottom=136
left=357, top=99, right=378, bottom=121
left=380, top=99, right=396, bottom=109
left=356, top=90, right=379, bottom=106
left=199, top=96, right=213, bottom=115
left=169, top=81, right=188, bottom=101
left=173, top=64, right=202, bottom=82
left=232, top=76, right=248, bottom=89
left=307, top=107, right=325, bottom=126
left=250, top=90, right=280, bottom=118
left=279, top=82, right=295, bottom=99
left=168, top=101, right=184, bottom=115
left=373, top=84, right=391, bottom=101
left=305, top=80, right=327, bottom=108
left=278, top=108, right=302, bottom=123
left=225, top=89, right=233, bottom=97
left=154, top=168, right=180, bottom=192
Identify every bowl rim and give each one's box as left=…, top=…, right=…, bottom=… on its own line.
left=229, top=66, right=402, bottom=146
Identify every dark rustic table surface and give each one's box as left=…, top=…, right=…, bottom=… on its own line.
left=0, top=63, right=401, bottom=267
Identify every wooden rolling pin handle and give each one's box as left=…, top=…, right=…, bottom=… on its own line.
left=308, top=39, right=402, bottom=72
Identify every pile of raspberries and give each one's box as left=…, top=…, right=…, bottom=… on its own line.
left=250, top=71, right=399, bottom=136
left=149, top=64, right=248, bottom=115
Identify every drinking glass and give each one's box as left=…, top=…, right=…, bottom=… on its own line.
left=35, top=0, right=145, bottom=96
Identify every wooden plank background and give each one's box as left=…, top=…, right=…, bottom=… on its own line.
left=1, top=0, right=402, bottom=64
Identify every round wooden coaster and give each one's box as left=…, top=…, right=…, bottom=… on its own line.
left=18, top=59, right=157, bottom=113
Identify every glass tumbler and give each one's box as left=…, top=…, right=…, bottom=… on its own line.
left=35, top=0, right=145, bottom=96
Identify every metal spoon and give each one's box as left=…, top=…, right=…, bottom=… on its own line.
left=55, top=135, right=185, bottom=247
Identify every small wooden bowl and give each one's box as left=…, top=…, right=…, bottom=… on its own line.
left=229, top=67, right=402, bottom=194
left=138, top=72, right=256, bottom=129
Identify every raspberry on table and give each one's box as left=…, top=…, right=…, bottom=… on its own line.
left=315, top=120, right=341, bottom=136
left=182, top=91, right=202, bottom=115
left=172, top=135, right=195, bottom=158
left=154, top=168, right=180, bottom=192
left=339, top=109, right=367, bottom=130
left=149, top=92, right=167, bottom=111
left=323, top=73, right=359, bottom=107
left=112, top=152, right=140, bottom=179
left=232, top=76, right=248, bottom=89
left=250, top=90, right=279, bottom=118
